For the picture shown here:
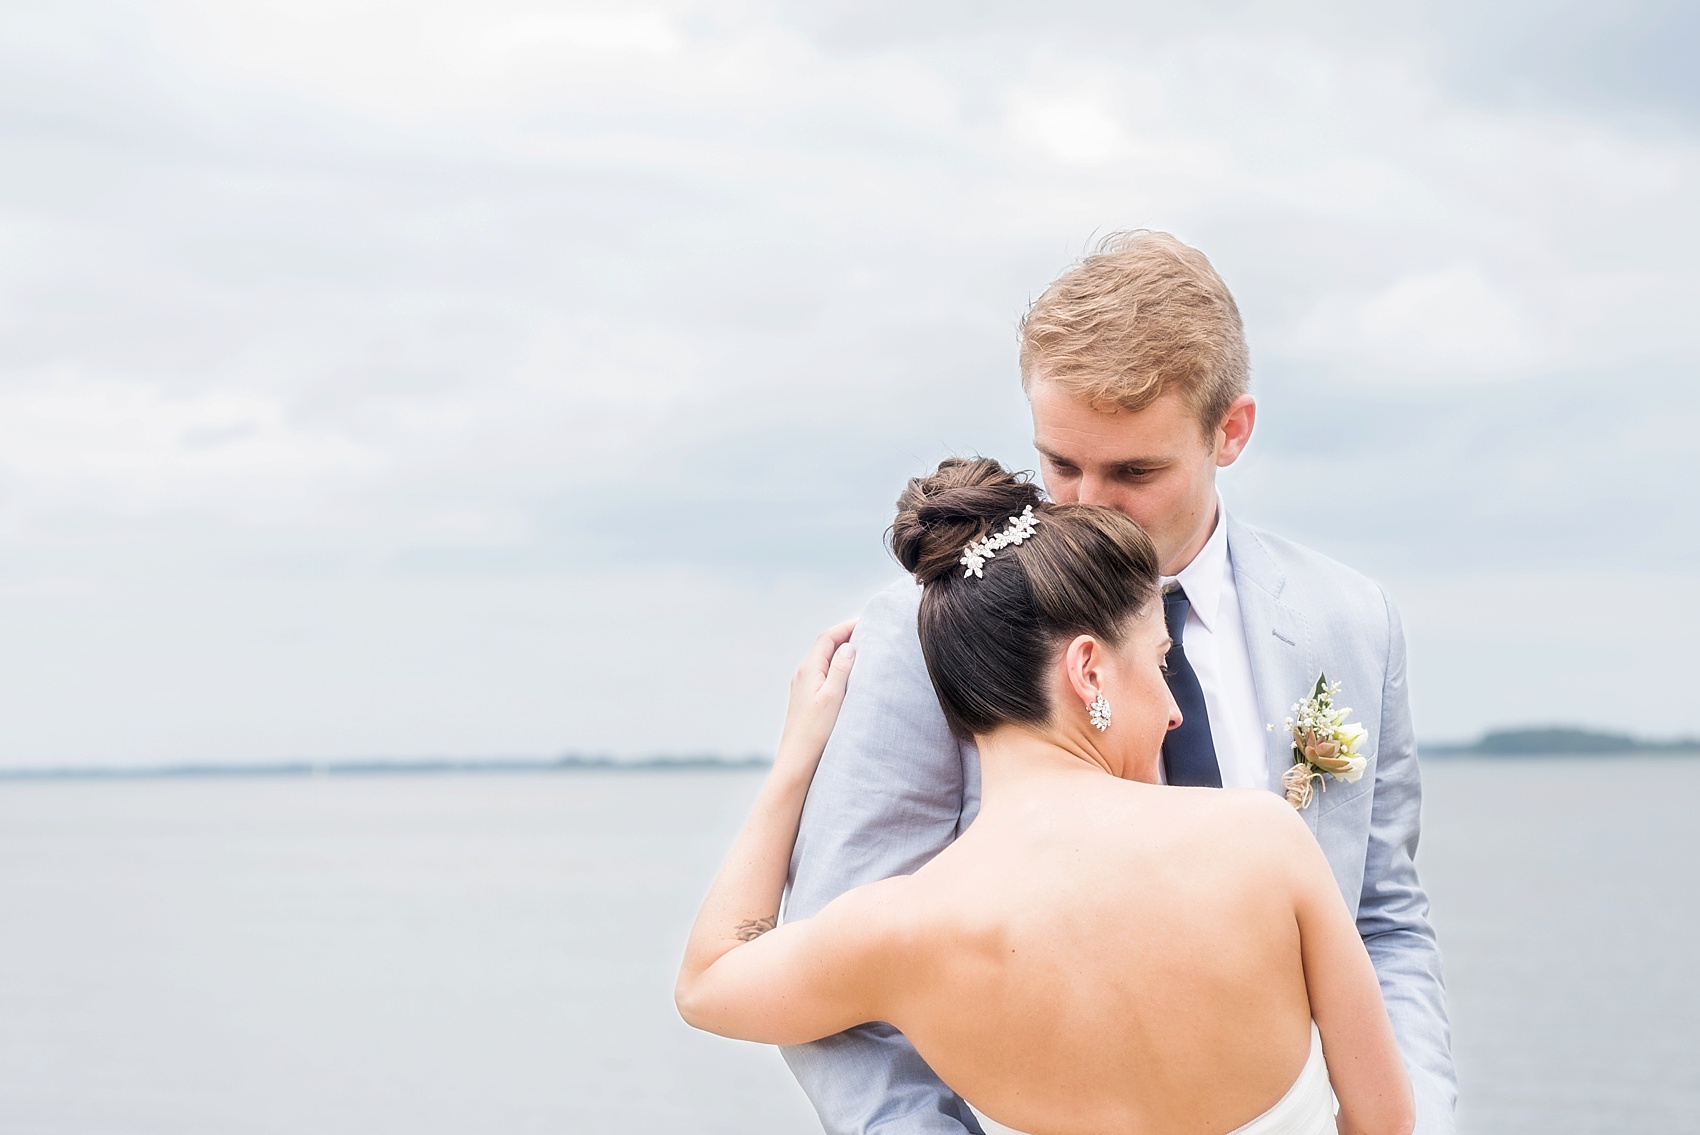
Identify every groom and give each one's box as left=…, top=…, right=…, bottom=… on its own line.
left=782, top=232, right=1455, bottom=1134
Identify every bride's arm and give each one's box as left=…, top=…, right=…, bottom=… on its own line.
left=676, top=622, right=905, bottom=1045
left=1278, top=807, right=1415, bottom=1135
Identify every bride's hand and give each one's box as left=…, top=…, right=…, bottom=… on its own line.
left=676, top=621, right=855, bottom=1014
left=773, top=621, right=857, bottom=780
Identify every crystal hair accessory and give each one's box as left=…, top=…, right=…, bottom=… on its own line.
left=959, top=505, right=1041, bottom=579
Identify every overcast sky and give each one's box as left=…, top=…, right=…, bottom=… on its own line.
left=1, top=0, right=1696, bottom=766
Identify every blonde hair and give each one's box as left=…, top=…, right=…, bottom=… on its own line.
left=1018, top=231, right=1250, bottom=434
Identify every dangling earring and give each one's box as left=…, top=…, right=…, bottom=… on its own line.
left=1088, top=693, right=1111, bottom=733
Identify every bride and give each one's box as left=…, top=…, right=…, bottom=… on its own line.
left=675, top=458, right=1414, bottom=1135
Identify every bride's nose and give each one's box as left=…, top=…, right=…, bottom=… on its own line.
left=1165, top=689, right=1183, bottom=732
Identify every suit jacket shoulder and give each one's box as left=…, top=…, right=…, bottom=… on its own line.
left=786, top=573, right=974, bottom=916
left=1230, top=519, right=1397, bottom=665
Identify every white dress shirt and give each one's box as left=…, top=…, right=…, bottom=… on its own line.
left=1160, top=500, right=1269, bottom=791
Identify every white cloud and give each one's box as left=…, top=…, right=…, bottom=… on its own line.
left=0, top=375, right=380, bottom=519
left=0, top=1, right=1696, bottom=762
left=1288, top=264, right=1546, bottom=382
left=477, top=10, right=686, bottom=60
left=1008, top=90, right=1130, bottom=166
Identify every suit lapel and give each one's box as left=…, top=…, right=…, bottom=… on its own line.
left=1226, top=519, right=1320, bottom=832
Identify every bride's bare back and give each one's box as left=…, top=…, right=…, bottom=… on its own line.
left=683, top=737, right=1405, bottom=1135
left=881, top=777, right=1315, bottom=1134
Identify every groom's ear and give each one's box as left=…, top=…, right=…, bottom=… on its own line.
left=1215, top=394, right=1256, bottom=467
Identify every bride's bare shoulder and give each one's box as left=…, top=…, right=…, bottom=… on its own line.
left=1186, top=786, right=1319, bottom=860
left=814, top=873, right=918, bottom=926
left=806, top=873, right=987, bottom=996
left=1212, top=785, right=1304, bottom=819
left=1164, top=783, right=1292, bottom=820
left=810, top=873, right=940, bottom=955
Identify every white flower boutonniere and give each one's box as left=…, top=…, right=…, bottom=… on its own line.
left=1281, top=673, right=1368, bottom=810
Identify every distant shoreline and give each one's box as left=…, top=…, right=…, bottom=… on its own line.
left=6, top=727, right=1699, bottom=781
left=1423, top=747, right=1699, bottom=759
left=1424, top=726, right=1700, bottom=757
left=0, top=755, right=773, bottom=781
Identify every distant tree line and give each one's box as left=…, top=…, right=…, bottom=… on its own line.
left=1429, top=726, right=1700, bottom=756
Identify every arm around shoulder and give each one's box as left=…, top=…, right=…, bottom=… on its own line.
left=679, top=877, right=917, bottom=1047
left=781, top=579, right=982, bottom=1135
left=786, top=579, right=973, bottom=916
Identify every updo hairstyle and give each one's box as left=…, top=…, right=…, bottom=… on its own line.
left=889, top=457, right=1161, bottom=740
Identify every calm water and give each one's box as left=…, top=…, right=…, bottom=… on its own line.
left=0, top=759, right=1696, bottom=1134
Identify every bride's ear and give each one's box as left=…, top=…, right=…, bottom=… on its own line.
left=1060, top=634, right=1107, bottom=711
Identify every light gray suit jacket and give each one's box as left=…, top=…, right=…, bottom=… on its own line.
left=782, top=517, right=1456, bottom=1134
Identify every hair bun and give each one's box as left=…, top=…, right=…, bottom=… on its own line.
left=890, top=457, right=1043, bottom=584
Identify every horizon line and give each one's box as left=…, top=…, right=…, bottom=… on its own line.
left=0, top=753, right=774, bottom=781
left=7, top=732, right=1700, bottom=781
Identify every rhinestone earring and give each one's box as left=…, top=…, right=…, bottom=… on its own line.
left=1088, top=693, right=1111, bottom=733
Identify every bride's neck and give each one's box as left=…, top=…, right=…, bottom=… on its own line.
left=973, top=725, right=1119, bottom=808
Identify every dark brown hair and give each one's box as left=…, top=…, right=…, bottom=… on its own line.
left=889, top=457, right=1161, bottom=739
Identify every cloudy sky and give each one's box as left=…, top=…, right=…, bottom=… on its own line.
left=1, top=0, right=1696, bottom=767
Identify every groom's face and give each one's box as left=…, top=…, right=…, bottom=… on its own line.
left=1030, top=380, right=1249, bottom=576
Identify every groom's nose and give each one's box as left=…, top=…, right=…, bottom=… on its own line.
left=1076, top=474, right=1114, bottom=508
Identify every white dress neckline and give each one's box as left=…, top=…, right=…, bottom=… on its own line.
left=972, top=1024, right=1335, bottom=1135
left=1226, top=1023, right=1335, bottom=1135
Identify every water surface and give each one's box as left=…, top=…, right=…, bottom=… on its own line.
left=0, top=759, right=1695, bottom=1133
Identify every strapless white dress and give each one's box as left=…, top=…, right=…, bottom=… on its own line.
left=973, top=1024, right=1334, bottom=1135
left=1226, top=1024, right=1334, bottom=1135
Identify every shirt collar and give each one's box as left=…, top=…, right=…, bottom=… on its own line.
left=1162, top=496, right=1229, bottom=634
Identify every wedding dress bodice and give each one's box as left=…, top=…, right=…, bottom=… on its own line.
left=973, top=1024, right=1334, bottom=1135
left=1226, top=1023, right=1334, bottom=1135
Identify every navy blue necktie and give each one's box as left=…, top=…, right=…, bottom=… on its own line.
left=1161, top=584, right=1222, bottom=788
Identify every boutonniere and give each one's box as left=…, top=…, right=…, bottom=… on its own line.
left=1281, top=673, right=1368, bottom=809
